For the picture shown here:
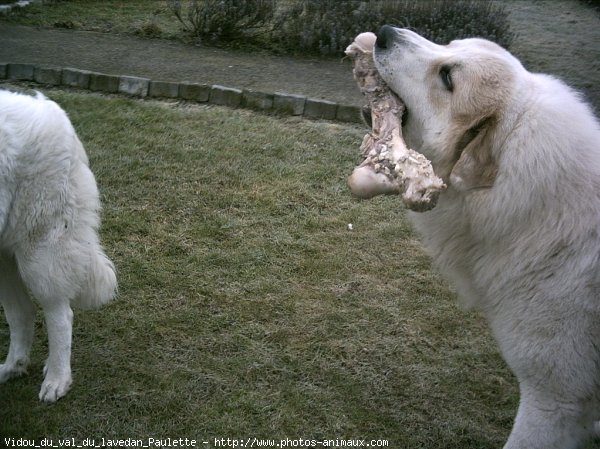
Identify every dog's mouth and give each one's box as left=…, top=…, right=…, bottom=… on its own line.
left=391, top=89, right=409, bottom=128
left=400, top=104, right=408, bottom=128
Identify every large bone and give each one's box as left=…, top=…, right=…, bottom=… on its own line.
left=345, top=32, right=446, bottom=212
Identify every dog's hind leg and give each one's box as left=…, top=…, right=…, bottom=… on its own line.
left=0, top=255, right=36, bottom=382
left=16, top=247, right=77, bottom=402
left=38, top=298, right=73, bottom=402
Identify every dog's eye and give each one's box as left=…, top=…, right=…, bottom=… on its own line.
left=440, top=66, right=453, bottom=92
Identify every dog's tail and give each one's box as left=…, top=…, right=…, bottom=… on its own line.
left=73, top=246, right=117, bottom=310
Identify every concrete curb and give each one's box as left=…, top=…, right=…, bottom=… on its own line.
left=0, top=62, right=363, bottom=124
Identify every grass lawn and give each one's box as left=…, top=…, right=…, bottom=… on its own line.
left=0, top=86, right=522, bottom=447
left=1, top=1, right=179, bottom=38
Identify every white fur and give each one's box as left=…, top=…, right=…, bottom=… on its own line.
left=0, top=90, right=117, bottom=402
left=375, top=28, right=600, bottom=448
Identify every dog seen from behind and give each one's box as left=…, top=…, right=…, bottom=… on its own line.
left=0, top=90, right=117, bottom=402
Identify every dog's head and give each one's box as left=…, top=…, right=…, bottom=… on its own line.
left=374, top=26, right=524, bottom=190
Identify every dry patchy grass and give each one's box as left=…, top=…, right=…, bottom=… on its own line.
left=0, top=88, right=528, bottom=447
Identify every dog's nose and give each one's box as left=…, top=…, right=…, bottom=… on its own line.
left=376, top=25, right=396, bottom=50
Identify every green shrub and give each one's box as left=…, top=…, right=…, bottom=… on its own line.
left=272, top=0, right=515, bottom=56
left=166, top=0, right=515, bottom=56
left=168, top=0, right=275, bottom=44
left=383, top=0, right=516, bottom=47
left=135, top=20, right=163, bottom=38
left=579, top=0, right=600, bottom=12
left=271, top=1, right=381, bottom=56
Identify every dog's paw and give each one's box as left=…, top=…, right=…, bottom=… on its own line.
left=39, top=373, right=72, bottom=402
left=0, top=359, right=29, bottom=383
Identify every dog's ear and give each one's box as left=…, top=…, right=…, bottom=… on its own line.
left=450, top=117, right=497, bottom=191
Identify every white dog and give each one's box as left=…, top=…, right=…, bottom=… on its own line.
left=0, top=90, right=117, bottom=402
left=373, top=26, right=600, bottom=448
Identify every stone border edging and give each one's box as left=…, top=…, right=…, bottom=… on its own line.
left=0, top=62, right=363, bottom=124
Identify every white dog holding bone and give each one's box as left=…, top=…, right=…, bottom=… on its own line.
left=347, top=27, right=600, bottom=448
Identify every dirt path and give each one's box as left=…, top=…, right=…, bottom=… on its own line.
left=0, top=22, right=364, bottom=106
left=0, top=1, right=599, bottom=111
left=499, top=0, right=600, bottom=111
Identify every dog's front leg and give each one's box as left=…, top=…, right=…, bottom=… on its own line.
left=504, top=390, right=592, bottom=449
left=39, top=301, right=73, bottom=402
left=0, top=257, right=36, bottom=382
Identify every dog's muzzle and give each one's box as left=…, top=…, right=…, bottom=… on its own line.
left=375, top=25, right=398, bottom=50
